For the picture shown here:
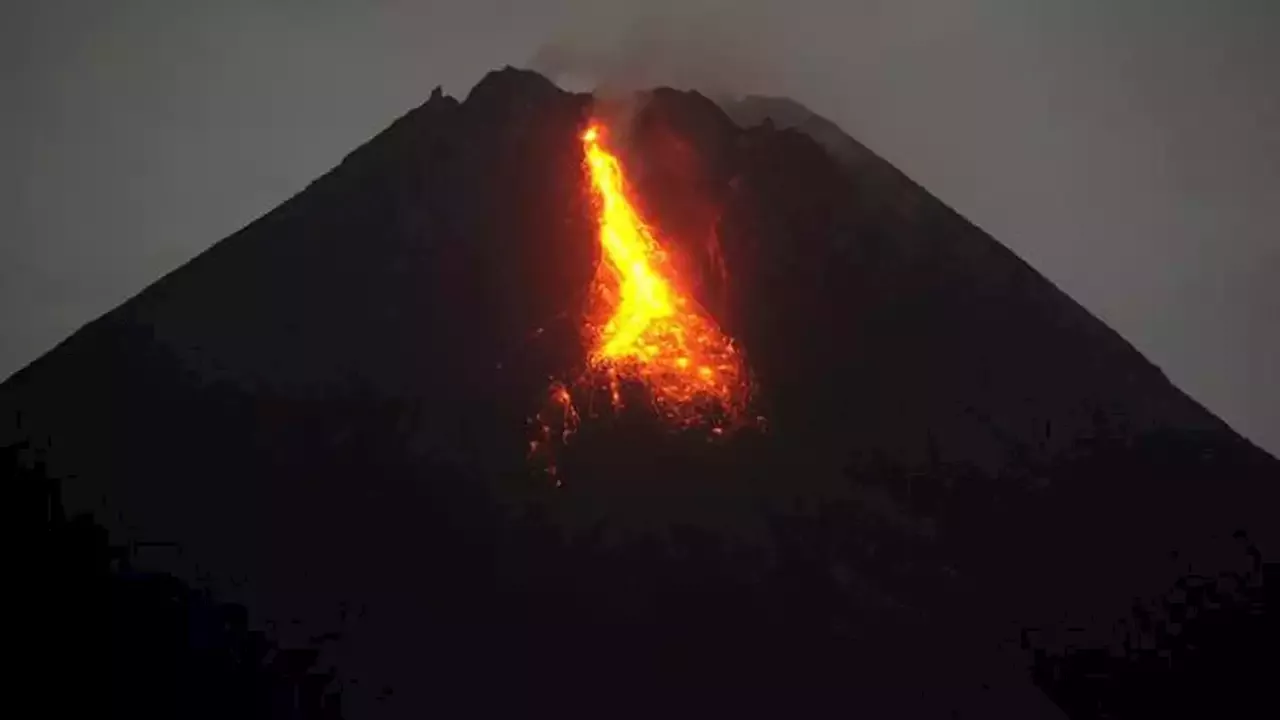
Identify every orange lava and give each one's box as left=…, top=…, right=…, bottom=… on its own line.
left=579, top=122, right=748, bottom=425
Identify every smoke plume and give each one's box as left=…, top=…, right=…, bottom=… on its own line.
left=529, top=0, right=787, bottom=101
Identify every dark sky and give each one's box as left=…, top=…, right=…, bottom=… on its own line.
left=5, top=0, right=1278, bottom=454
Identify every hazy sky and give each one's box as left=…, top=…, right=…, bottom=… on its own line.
left=5, top=0, right=1278, bottom=454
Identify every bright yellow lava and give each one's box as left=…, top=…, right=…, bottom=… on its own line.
left=580, top=122, right=747, bottom=422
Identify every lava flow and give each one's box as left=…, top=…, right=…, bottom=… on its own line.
left=528, top=121, right=753, bottom=481
left=579, top=123, right=749, bottom=422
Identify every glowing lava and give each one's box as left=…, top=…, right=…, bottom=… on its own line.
left=527, top=121, right=754, bottom=482
left=579, top=122, right=749, bottom=424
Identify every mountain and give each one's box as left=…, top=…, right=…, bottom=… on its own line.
left=17, top=67, right=1276, bottom=718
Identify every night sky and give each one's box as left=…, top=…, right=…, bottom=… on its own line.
left=5, top=0, right=1278, bottom=454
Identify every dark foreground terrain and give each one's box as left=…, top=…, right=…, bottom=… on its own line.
left=19, top=68, right=1277, bottom=717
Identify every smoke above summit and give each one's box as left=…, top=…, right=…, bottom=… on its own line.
left=529, top=0, right=787, bottom=99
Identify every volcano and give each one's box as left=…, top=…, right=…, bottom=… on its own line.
left=17, top=68, right=1276, bottom=718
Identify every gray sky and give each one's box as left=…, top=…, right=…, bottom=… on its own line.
left=5, top=0, right=1278, bottom=454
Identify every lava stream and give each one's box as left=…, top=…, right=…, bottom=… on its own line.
left=579, top=122, right=749, bottom=424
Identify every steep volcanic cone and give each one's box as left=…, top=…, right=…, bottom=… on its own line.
left=579, top=122, right=750, bottom=427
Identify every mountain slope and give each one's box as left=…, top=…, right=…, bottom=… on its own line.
left=16, top=68, right=1276, bottom=718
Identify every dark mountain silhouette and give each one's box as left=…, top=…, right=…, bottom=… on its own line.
left=17, top=67, right=1277, bottom=718
left=34, top=440, right=342, bottom=719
